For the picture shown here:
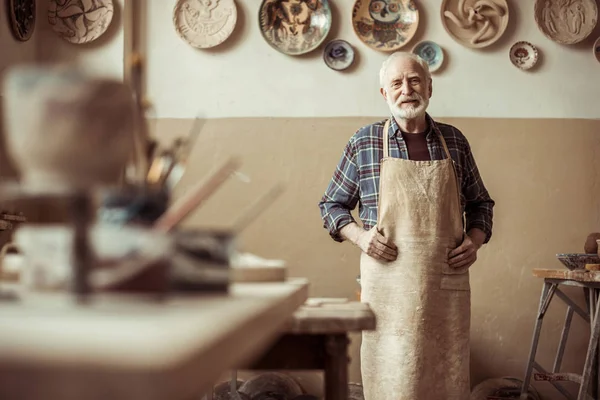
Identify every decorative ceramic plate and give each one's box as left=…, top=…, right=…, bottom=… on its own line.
left=441, top=0, right=509, bottom=49
left=323, top=39, right=355, bottom=71
left=352, top=0, right=419, bottom=51
left=173, top=0, right=238, bottom=49
left=595, top=37, right=600, bottom=63
left=8, top=0, right=36, bottom=41
left=48, top=0, right=114, bottom=44
left=534, top=0, right=597, bottom=45
left=556, top=253, right=600, bottom=270
left=258, top=0, right=332, bottom=56
left=412, top=40, right=444, bottom=72
left=509, top=41, right=538, bottom=70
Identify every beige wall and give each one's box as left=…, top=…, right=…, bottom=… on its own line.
left=154, top=116, right=600, bottom=398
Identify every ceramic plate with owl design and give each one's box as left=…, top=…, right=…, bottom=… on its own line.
left=259, top=0, right=332, bottom=56
left=352, top=0, right=419, bottom=52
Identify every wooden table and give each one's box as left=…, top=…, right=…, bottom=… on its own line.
left=520, top=269, right=600, bottom=400
left=0, top=278, right=309, bottom=400
left=243, top=297, right=376, bottom=400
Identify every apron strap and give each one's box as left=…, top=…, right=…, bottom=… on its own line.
left=382, top=119, right=390, bottom=158
left=438, top=130, right=452, bottom=160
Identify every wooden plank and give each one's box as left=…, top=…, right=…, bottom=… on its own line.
left=284, top=300, right=376, bottom=334
left=533, top=268, right=600, bottom=282
left=0, top=279, right=309, bottom=400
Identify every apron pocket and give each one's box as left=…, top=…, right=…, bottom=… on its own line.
left=440, top=273, right=470, bottom=291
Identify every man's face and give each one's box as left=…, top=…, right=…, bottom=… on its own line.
left=380, top=58, right=432, bottom=120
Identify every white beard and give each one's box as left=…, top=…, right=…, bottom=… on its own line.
left=387, top=93, right=429, bottom=120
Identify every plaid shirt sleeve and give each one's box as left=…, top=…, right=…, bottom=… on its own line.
left=318, top=137, right=360, bottom=242
left=460, top=137, right=495, bottom=244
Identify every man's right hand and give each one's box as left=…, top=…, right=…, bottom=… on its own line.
left=340, top=223, right=398, bottom=262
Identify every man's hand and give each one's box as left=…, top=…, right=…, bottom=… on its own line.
left=448, top=229, right=485, bottom=269
left=340, top=223, right=398, bottom=262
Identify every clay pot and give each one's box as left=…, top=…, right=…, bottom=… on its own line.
left=584, top=232, right=600, bottom=253
left=213, top=379, right=249, bottom=400
left=238, top=372, right=303, bottom=399
left=2, top=65, right=135, bottom=191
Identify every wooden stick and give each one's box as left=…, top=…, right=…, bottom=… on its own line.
left=231, top=183, right=285, bottom=233
left=153, top=158, right=241, bottom=232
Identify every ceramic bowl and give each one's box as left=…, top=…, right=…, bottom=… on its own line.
left=258, top=0, right=332, bottom=56
left=594, top=37, right=600, bottom=63
left=556, top=253, right=600, bottom=270
left=412, top=40, right=444, bottom=72
left=352, top=0, right=419, bottom=51
left=509, top=41, right=539, bottom=70
left=323, top=39, right=355, bottom=71
left=173, top=0, right=237, bottom=49
left=534, top=0, right=598, bottom=45
left=48, top=0, right=114, bottom=44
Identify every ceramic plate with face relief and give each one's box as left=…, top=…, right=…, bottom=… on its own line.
left=352, top=0, right=419, bottom=52
left=258, top=0, right=332, bottom=56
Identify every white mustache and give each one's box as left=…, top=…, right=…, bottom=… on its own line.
left=397, top=94, right=422, bottom=104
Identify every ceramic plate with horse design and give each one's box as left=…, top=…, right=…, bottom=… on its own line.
left=259, top=0, right=332, bottom=56
left=352, top=0, right=419, bottom=52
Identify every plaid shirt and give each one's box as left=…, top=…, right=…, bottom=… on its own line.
left=318, top=114, right=495, bottom=243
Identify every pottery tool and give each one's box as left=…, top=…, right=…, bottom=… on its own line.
left=153, top=157, right=241, bottom=233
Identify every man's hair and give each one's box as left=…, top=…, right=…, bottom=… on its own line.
left=379, top=52, right=431, bottom=89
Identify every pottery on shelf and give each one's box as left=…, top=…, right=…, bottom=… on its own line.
left=48, top=0, right=114, bottom=44
left=173, top=0, right=238, bottom=49
left=352, top=0, right=419, bottom=51
left=323, top=39, right=355, bottom=71
left=534, top=0, right=597, bottom=45
left=441, top=0, right=509, bottom=49
left=259, top=0, right=332, bottom=56
left=509, top=41, right=539, bottom=70
left=556, top=253, right=600, bottom=270
left=412, top=40, right=444, bottom=72
left=594, top=37, right=600, bottom=63
left=2, top=65, right=136, bottom=192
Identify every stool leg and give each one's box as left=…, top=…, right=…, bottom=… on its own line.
left=324, top=334, right=349, bottom=400
left=520, top=281, right=556, bottom=399
left=578, top=289, right=600, bottom=400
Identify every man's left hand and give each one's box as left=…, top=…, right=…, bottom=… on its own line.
left=448, top=234, right=480, bottom=269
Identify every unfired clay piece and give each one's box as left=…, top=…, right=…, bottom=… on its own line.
left=441, top=0, right=509, bottom=49
left=173, top=0, right=238, bottom=49
left=48, top=0, right=114, bottom=44
left=352, top=0, right=419, bottom=52
left=2, top=66, right=136, bottom=191
left=534, top=0, right=597, bottom=45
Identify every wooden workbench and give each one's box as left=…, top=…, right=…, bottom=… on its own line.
left=0, top=278, right=309, bottom=400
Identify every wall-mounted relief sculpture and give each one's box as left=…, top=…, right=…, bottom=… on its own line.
left=412, top=40, right=444, bottom=72
left=534, top=0, right=597, bottom=45
left=352, top=0, right=419, bottom=51
left=173, top=0, right=238, bottom=49
left=323, top=39, right=355, bottom=71
left=441, top=0, right=509, bottom=49
left=8, top=0, right=36, bottom=41
left=594, top=37, right=600, bottom=63
left=509, top=41, right=539, bottom=70
left=258, top=0, right=332, bottom=56
left=48, top=0, right=114, bottom=44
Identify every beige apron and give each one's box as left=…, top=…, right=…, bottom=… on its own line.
left=360, top=119, right=471, bottom=400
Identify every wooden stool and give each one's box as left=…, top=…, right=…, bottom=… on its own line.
left=242, top=297, right=376, bottom=400
left=520, top=269, right=600, bottom=400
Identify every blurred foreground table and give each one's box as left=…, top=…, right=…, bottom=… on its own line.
left=0, top=278, right=309, bottom=400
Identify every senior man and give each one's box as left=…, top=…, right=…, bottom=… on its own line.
left=318, top=51, right=495, bottom=399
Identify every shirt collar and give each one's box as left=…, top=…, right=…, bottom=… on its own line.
left=387, top=113, right=437, bottom=138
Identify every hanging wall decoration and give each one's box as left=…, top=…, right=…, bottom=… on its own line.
left=258, top=0, right=332, bottom=56
left=509, top=41, right=539, bottom=70
left=351, top=0, right=419, bottom=52
left=534, top=0, right=597, bottom=45
left=594, top=37, right=600, bottom=63
left=173, top=0, right=238, bottom=49
left=441, top=0, right=509, bottom=49
left=412, top=40, right=444, bottom=72
left=8, top=0, right=36, bottom=41
left=48, top=0, right=114, bottom=44
left=323, top=39, right=355, bottom=71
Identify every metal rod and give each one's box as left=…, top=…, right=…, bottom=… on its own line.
left=553, top=307, right=574, bottom=373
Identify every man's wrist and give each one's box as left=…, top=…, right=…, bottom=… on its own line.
left=467, top=228, right=486, bottom=249
left=340, top=222, right=363, bottom=245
